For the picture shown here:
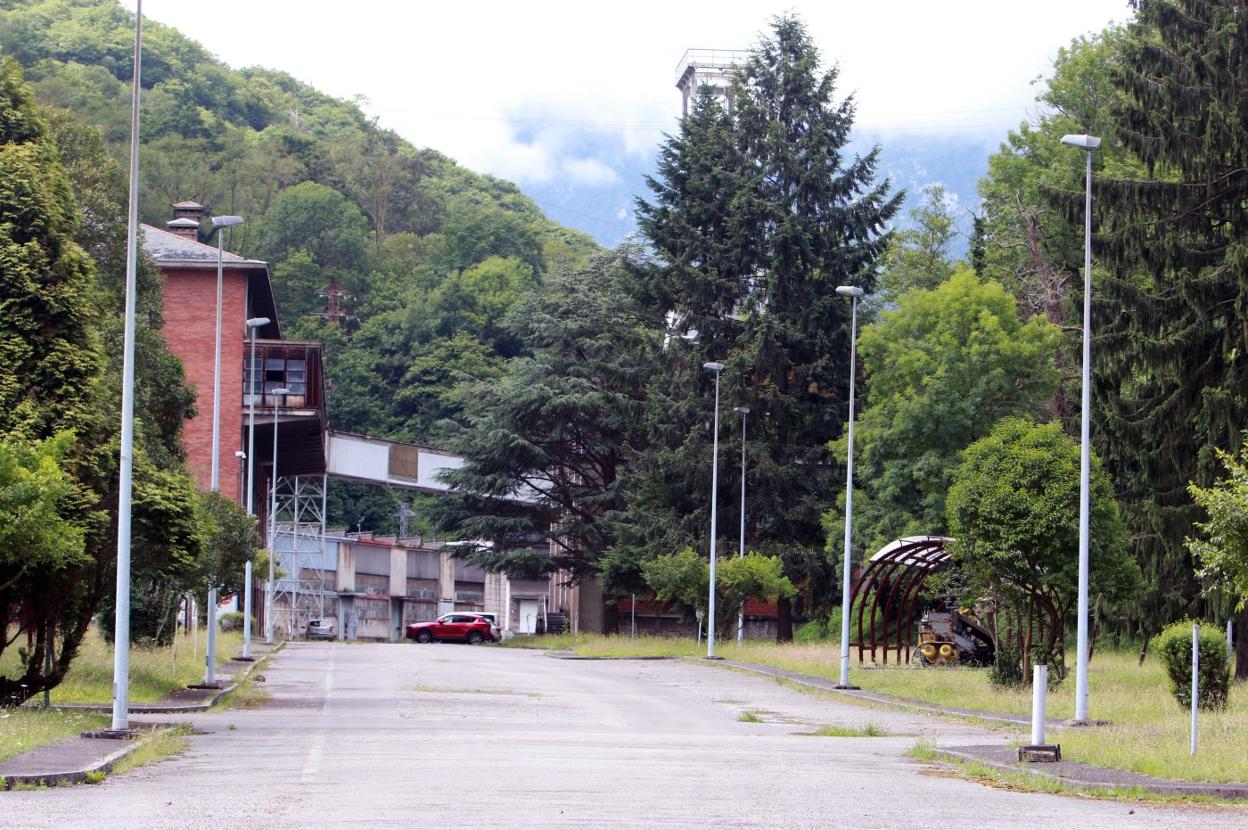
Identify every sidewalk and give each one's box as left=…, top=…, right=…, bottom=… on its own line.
left=714, top=658, right=1248, bottom=801
left=0, top=642, right=280, bottom=788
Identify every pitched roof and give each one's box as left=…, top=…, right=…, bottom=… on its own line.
left=140, top=223, right=266, bottom=267
left=172, top=199, right=204, bottom=210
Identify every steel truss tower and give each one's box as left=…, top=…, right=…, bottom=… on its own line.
left=272, top=475, right=328, bottom=637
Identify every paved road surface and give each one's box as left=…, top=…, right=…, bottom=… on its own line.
left=2, top=642, right=1244, bottom=829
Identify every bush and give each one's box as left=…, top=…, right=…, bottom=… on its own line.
left=1157, top=620, right=1230, bottom=710
left=989, top=641, right=1025, bottom=688
left=794, top=607, right=865, bottom=644
left=218, top=612, right=255, bottom=632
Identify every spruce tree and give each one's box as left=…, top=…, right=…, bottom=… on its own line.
left=1092, top=0, right=1248, bottom=631
left=631, top=16, right=900, bottom=639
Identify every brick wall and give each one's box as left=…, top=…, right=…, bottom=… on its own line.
left=161, top=266, right=249, bottom=504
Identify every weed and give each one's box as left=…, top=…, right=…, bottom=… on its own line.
left=108, top=726, right=191, bottom=777
left=737, top=710, right=765, bottom=723
left=811, top=722, right=889, bottom=737
left=83, top=770, right=105, bottom=785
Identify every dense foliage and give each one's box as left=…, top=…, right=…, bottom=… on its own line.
left=0, top=0, right=599, bottom=533
left=844, top=270, right=1060, bottom=551
left=1156, top=620, right=1230, bottom=710
left=947, top=419, right=1139, bottom=677
left=627, top=17, right=899, bottom=638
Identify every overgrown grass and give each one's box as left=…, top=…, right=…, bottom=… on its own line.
left=812, top=722, right=888, bottom=737
left=107, top=724, right=192, bottom=778
left=0, top=626, right=246, bottom=705
left=508, top=633, right=1248, bottom=783
left=0, top=708, right=107, bottom=765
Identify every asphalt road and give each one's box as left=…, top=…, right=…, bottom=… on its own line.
left=2, top=641, right=1245, bottom=829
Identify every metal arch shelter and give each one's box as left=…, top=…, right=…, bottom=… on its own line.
left=848, top=536, right=953, bottom=664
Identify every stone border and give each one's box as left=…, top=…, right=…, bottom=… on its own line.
left=937, top=745, right=1248, bottom=801
left=1, top=739, right=139, bottom=790
left=705, top=659, right=1248, bottom=801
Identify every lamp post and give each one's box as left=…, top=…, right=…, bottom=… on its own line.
left=109, top=0, right=142, bottom=734
left=266, top=387, right=290, bottom=643
left=734, top=406, right=750, bottom=644
left=241, top=316, right=269, bottom=660
left=209, top=215, right=244, bottom=493
left=703, top=362, right=725, bottom=659
left=203, top=214, right=243, bottom=687
left=1061, top=132, right=1101, bottom=723
left=835, top=285, right=864, bottom=689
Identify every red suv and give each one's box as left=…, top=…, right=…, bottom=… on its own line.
left=406, top=613, right=500, bottom=645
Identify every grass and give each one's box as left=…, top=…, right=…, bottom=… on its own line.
left=908, top=740, right=1233, bottom=805
left=811, top=722, right=889, bottom=737
left=508, top=633, right=1248, bottom=784
left=737, top=709, right=765, bottom=722
left=0, top=708, right=107, bottom=765
left=0, top=625, right=246, bottom=705
left=107, top=725, right=191, bottom=778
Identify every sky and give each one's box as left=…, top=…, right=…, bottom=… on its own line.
left=123, top=0, right=1134, bottom=242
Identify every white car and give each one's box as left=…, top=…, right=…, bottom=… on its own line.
left=306, top=619, right=335, bottom=639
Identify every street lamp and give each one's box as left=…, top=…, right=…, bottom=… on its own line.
left=266, top=387, right=290, bottom=644
left=241, top=316, right=269, bottom=661
left=209, top=215, right=244, bottom=493
left=734, top=406, right=750, bottom=644
left=109, top=0, right=143, bottom=734
left=835, top=285, right=864, bottom=689
left=1061, top=132, right=1101, bottom=723
left=203, top=214, right=243, bottom=689
left=704, top=362, right=725, bottom=658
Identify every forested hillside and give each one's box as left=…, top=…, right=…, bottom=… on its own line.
left=0, top=0, right=598, bottom=529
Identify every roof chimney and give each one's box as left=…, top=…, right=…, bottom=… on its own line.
left=168, top=200, right=204, bottom=240
left=166, top=217, right=200, bottom=239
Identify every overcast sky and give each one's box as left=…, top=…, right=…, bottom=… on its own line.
left=123, top=1, right=1131, bottom=191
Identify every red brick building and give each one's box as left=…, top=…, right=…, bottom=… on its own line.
left=142, top=202, right=325, bottom=516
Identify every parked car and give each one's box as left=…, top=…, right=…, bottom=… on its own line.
left=306, top=619, right=335, bottom=639
left=406, top=613, right=499, bottom=645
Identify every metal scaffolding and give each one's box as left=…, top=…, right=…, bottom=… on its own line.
left=272, top=474, right=329, bottom=637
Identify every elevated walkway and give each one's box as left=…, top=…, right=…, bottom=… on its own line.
left=324, top=430, right=465, bottom=494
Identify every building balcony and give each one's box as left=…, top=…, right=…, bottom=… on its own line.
left=244, top=340, right=324, bottom=413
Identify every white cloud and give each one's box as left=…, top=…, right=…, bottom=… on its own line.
left=561, top=158, right=620, bottom=186
left=124, top=0, right=1132, bottom=201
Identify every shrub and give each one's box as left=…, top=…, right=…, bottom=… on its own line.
left=1156, top=620, right=1230, bottom=710
left=218, top=612, right=254, bottom=632
left=989, top=641, right=1025, bottom=689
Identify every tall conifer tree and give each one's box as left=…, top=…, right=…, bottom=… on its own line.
left=630, top=17, right=899, bottom=639
left=1093, top=0, right=1248, bottom=629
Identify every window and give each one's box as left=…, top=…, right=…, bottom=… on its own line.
left=244, top=354, right=308, bottom=408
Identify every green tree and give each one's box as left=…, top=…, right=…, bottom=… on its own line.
left=1186, top=445, right=1248, bottom=678
left=843, top=270, right=1060, bottom=552
left=876, top=184, right=959, bottom=301
left=1090, top=0, right=1248, bottom=634
left=193, top=491, right=261, bottom=597
left=631, top=16, right=900, bottom=639
left=0, top=58, right=106, bottom=704
left=641, top=548, right=794, bottom=636
left=255, top=181, right=370, bottom=319
left=947, top=419, right=1139, bottom=678
left=430, top=249, right=659, bottom=581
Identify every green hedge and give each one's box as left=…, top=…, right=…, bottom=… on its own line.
left=1156, top=620, right=1230, bottom=710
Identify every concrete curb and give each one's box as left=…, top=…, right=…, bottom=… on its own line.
left=715, top=660, right=1040, bottom=728
left=1, top=739, right=140, bottom=790
left=936, top=746, right=1248, bottom=801
left=48, top=682, right=239, bottom=715
left=549, top=652, right=679, bottom=661
left=47, top=641, right=280, bottom=715
left=1, top=642, right=284, bottom=789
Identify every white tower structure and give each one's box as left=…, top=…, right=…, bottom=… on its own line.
left=675, top=49, right=749, bottom=115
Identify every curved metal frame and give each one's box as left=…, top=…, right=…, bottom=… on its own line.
left=848, top=536, right=952, bottom=664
